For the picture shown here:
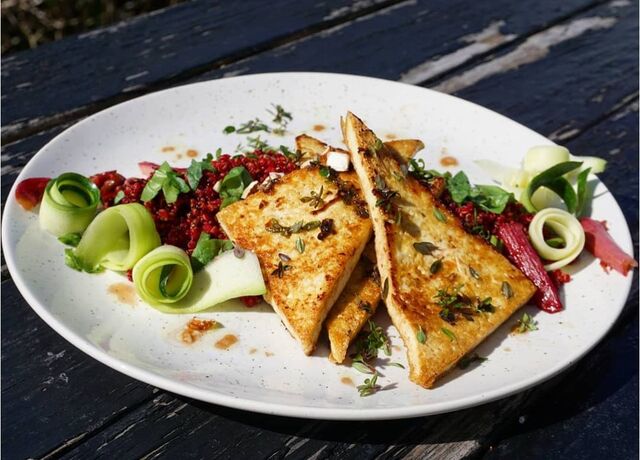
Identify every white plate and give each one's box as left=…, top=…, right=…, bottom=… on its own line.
left=3, top=73, right=634, bottom=420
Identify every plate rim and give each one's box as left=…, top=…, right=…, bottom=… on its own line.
left=2, top=71, right=635, bottom=420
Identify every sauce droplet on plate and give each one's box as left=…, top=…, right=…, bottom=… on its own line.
left=313, top=124, right=326, bottom=132
left=341, top=376, right=354, bottom=386
left=161, top=146, right=176, bottom=153
left=440, top=156, right=459, bottom=167
left=186, top=149, right=199, bottom=158
left=107, top=283, right=137, bottom=306
left=215, top=334, right=238, bottom=350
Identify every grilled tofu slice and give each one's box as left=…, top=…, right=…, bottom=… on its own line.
left=296, top=134, right=423, bottom=164
left=343, top=112, right=536, bottom=388
left=217, top=166, right=372, bottom=355
left=325, top=243, right=380, bottom=363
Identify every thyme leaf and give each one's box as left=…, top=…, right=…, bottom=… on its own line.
left=413, top=241, right=439, bottom=256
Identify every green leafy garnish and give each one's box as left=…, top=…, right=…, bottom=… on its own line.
left=158, top=265, right=173, bottom=298
left=265, top=218, right=321, bottom=237
left=469, top=266, right=480, bottom=280
left=441, top=327, right=456, bottom=341
left=113, top=190, right=125, bottom=204
left=58, top=232, right=82, bottom=247
left=515, top=312, right=538, bottom=333
left=408, top=158, right=444, bottom=181
left=501, top=281, right=513, bottom=299
left=219, top=166, right=253, bottom=208
left=186, top=153, right=215, bottom=190
left=430, top=258, right=443, bottom=274
left=416, top=326, right=427, bottom=344
left=295, top=237, right=305, bottom=254
left=446, top=171, right=513, bottom=214
left=413, top=241, right=438, bottom=256
left=268, top=104, right=292, bottom=135
left=300, top=185, right=325, bottom=209
left=141, top=162, right=190, bottom=204
left=190, top=233, right=234, bottom=271
left=576, top=167, right=591, bottom=216
left=357, top=372, right=379, bottom=397
left=64, top=248, right=103, bottom=273
left=520, top=161, right=583, bottom=213
left=434, top=208, right=447, bottom=222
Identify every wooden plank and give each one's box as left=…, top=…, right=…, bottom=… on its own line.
left=42, top=101, right=638, bottom=460
left=0, top=279, right=159, bottom=460
left=0, top=0, right=400, bottom=141
left=0, top=0, right=597, bottom=142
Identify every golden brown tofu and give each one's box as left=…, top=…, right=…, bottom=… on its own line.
left=217, top=167, right=372, bottom=355
left=343, top=112, right=536, bottom=388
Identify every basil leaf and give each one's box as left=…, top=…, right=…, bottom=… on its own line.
left=190, top=233, right=234, bottom=271
left=113, top=190, right=125, bottom=204
left=141, top=162, right=189, bottom=204
left=473, top=185, right=512, bottom=214
left=447, top=171, right=472, bottom=203
left=186, top=153, right=215, bottom=190
left=58, top=232, right=82, bottom=247
left=576, top=167, right=591, bottom=216
left=219, top=166, right=253, bottom=209
left=521, top=161, right=582, bottom=213
left=158, top=265, right=173, bottom=297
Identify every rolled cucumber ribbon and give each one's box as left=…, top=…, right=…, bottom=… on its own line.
left=72, top=203, right=161, bottom=272
left=528, top=208, right=585, bottom=271
left=132, top=245, right=193, bottom=305
left=39, top=173, right=101, bottom=236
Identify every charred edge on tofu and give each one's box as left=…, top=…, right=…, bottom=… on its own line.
left=314, top=165, right=369, bottom=218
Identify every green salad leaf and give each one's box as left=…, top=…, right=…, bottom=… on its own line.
left=446, top=171, right=513, bottom=214
left=186, top=153, right=216, bottom=190
left=190, top=232, right=234, bottom=271
left=219, top=166, right=253, bottom=208
left=141, top=162, right=190, bottom=204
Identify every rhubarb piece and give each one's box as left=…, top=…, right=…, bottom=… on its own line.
left=580, top=217, right=637, bottom=276
left=496, top=221, right=563, bottom=313
left=15, top=177, right=50, bottom=210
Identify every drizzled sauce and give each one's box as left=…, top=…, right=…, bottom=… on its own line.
left=161, top=146, right=176, bottom=152
left=313, top=124, right=326, bottom=132
left=107, top=283, right=137, bottom=306
left=440, top=156, right=459, bottom=167
left=186, top=149, right=199, bottom=158
left=341, top=377, right=354, bottom=386
left=215, top=334, right=238, bottom=350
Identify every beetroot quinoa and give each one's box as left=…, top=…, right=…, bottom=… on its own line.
left=90, top=150, right=298, bottom=306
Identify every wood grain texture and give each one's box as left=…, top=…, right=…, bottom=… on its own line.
left=0, top=0, right=400, bottom=141
left=0, top=0, right=597, bottom=142
left=1, top=1, right=638, bottom=458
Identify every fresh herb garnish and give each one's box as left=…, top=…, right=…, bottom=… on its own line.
left=515, top=312, right=538, bottom=333
left=64, top=248, right=103, bottom=273
left=576, top=167, right=591, bottom=216
left=373, top=175, right=400, bottom=218
left=190, top=233, right=234, bottom=271
left=430, top=258, right=443, bottom=274
left=141, top=162, right=190, bottom=204
left=265, top=218, right=321, bottom=237
left=223, top=126, right=236, bottom=134
left=319, top=166, right=331, bottom=178
left=477, top=297, right=495, bottom=312
left=521, top=161, right=583, bottom=214
left=469, top=266, right=480, bottom=280
left=388, top=362, right=405, bottom=369
left=416, top=326, right=427, bottom=344
left=458, top=353, right=487, bottom=369
left=186, top=153, right=215, bottom=190
left=218, top=166, right=253, bottom=208
left=271, top=260, right=291, bottom=278
left=351, top=320, right=391, bottom=375
left=268, top=104, right=292, bottom=135
left=501, top=281, right=513, bottom=299
left=382, top=278, right=389, bottom=298
left=413, top=241, right=438, bottom=256
left=319, top=165, right=369, bottom=218
left=295, top=237, right=305, bottom=254
left=278, top=253, right=291, bottom=262
left=441, top=327, right=456, bottom=341
left=434, top=208, right=447, bottom=222
left=357, top=372, right=379, bottom=397
left=113, top=190, right=125, bottom=204
left=300, top=185, right=325, bottom=209
left=408, top=158, right=445, bottom=181
left=58, top=232, right=82, bottom=247
left=237, top=118, right=270, bottom=134
left=446, top=171, right=513, bottom=214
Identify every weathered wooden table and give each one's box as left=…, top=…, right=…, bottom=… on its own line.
left=2, top=1, right=637, bottom=458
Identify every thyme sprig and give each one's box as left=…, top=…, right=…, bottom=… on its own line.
left=300, top=185, right=325, bottom=209
left=265, top=218, right=321, bottom=237
left=514, top=312, right=538, bottom=333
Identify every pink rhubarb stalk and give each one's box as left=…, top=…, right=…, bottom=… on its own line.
left=496, top=221, right=563, bottom=313
left=580, top=217, right=637, bottom=276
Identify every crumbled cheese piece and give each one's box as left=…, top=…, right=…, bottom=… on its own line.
left=269, top=172, right=284, bottom=180
left=326, top=151, right=350, bottom=172
left=213, top=180, right=222, bottom=193
left=241, top=180, right=259, bottom=199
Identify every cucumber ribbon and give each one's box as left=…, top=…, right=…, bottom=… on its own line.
left=70, top=203, right=161, bottom=272
left=133, top=245, right=193, bottom=304
left=528, top=208, right=585, bottom=271
left=39, top=173, right=101, bottom=236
